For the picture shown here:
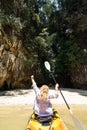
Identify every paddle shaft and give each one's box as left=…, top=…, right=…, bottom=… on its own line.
left=50, top=72, right=70, bottom=110
left=50, top=72, right=84, bottom=130
left=44, top=61, right=84, bottom=130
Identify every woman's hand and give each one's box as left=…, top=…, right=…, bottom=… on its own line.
left=31, top=75, right=35, bottom=84
left=55, top=83, right=59, bottom=91
left=31, top=75, right=34, bottom=80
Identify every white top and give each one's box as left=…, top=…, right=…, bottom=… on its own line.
left=32, top=82, right=59, bottom=117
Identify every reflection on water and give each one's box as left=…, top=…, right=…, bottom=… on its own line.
left=0, top=105, right=87, bottom=130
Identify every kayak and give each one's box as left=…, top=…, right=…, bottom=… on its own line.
left=26, top=109, right=68, bottom=130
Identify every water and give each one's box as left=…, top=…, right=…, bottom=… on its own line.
left=0, top=104, right=87, bottom=130
left=0, top=105, right=31, bottom=130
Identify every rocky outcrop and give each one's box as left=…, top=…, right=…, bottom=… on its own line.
left=70, top=65, right=87, bottom=89
left=0, top=32, right=32, bottom=90
left=0, top=31, right=87, bottom=90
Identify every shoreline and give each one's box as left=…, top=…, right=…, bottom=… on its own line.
left=0, top=88, right=87, bottom=106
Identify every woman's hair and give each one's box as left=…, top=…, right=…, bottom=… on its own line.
left=39, top=85, right=49, bottom=101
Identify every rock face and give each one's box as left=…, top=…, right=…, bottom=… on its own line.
left=0, top=33, right=87, bottom=90
left=71, top=65, right=87, bottom=89
left=0, top=34, right=32, bottom=90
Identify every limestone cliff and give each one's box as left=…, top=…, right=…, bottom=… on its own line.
left=0, top=32, right=32, bottom=90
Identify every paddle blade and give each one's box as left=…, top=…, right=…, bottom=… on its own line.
left=44, top=61, right=51, bottom=72
left=69, top=110, right=84, bottom=130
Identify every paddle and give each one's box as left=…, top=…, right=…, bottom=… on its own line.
left=44, top=61, right=84, bottom=130
left=25, top=117, right=30, bottom=130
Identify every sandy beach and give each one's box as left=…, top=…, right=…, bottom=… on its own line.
left=0, top=88, right=87, bottom=106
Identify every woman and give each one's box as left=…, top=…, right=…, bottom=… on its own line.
left=31, top=75, right=59, bottom=121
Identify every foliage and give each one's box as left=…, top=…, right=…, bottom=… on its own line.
left=46, top=0, right=87, bottom=86
left=0, top=0, right=87, bottom=87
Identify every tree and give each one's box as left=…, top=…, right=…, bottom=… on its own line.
left=48, top=0, right=87, bottom=87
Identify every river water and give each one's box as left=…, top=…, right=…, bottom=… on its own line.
left=0, top=89, right=87, bottom=130
left=0, top=105, right=87, bottom=130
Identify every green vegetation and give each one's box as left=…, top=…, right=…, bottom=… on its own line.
left=0, top=0, right=87, bottom=88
